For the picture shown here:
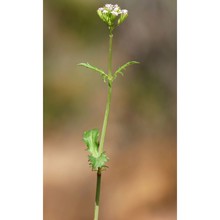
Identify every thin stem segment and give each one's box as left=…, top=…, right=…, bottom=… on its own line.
left=94, top=169, right=102, bottom=220
left=99, top=30, right=114, bottom=155
left=93, top=31, right=114, bottom=220
left=108, top=30, right=113, bottom=75
left=99, top=84, right=112, bottom=154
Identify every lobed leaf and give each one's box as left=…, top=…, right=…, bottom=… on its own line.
left=78, top=62, right=108, bottom=82
left=88, top=152, right=109, bottom=171
left=83, top=129, right=109, bottom=171
left=83, top=129, right=99, bottom=157
left=114, top=61, right=139, bottom=79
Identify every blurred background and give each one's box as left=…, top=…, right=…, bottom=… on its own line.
left=44, top=0, right=176, bottom=219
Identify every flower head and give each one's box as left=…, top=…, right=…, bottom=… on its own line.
left=97, top=4, right=128, bottom=30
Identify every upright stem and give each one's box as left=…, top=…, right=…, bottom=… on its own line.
left=93, top=31, right=114, bottom=220
left=99, top=84, right=112, bottom=154
left=108, top=30, right=113, bottom=75
left=99, top=30, right=114, bottom=155
left=94, top=169, right=101, bottom=220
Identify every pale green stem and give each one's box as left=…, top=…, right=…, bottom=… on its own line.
left=98, top=84, right=112, bottom=154
left=99, top=30, right=114, bottom=155
left=93, top=30, right=114, bottom=220
left=108, top=31, right=113, bottom=75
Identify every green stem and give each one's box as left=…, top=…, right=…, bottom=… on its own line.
left=93, top=31, right=114, bottom=220
left=99, top=84, right=112, bottom=154
left=94, top=169, right=101, bottom=220
left=99, top=31, right=113, bottom=155
left=108, top=31, right=113, bottom=75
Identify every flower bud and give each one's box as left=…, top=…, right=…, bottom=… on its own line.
left=118, top=10, right=128, bottom=25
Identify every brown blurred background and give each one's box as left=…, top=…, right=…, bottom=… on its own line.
left=44, top=0, right=176, bottom=219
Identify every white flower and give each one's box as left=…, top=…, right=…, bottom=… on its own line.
left=121, top=9, right=128, bottom=14
left=105, top=4, right=113, bottom=9
left=113, top=7, right=120, bottom=12
left=98, top=8, right=104, bottom=11
left=113, top=5, right=119, bottom=10
left=103, top=10, right=108, bottom=14
left=111, top=11, right=118, bottom=16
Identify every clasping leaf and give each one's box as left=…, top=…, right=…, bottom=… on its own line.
left=83, top=129, right=109, bottom=171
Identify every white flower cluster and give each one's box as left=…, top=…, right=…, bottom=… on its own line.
left=98, top=4, right=128, bottom=16
left=97, top=4, right=128, bottom=29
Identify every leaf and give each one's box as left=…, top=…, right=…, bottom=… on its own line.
left=114, top=61, right=139, bottom=78
left=78, top=63, right=107, bottom=81
left=88, top=152, right=109, bottom=171
left=83, top=129, right=99, bottom=157
left=83, top=129, right=109, bottom=171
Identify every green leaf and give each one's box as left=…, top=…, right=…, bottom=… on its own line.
left=83, top=129, right=109, bottom=171
left=78, top=63, right=108, bottom=82
left=83, top=129, right=99, bottom=157
left=114, top=61, right=139, bottom=79
left=88, top=152, right=109, bottom=171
